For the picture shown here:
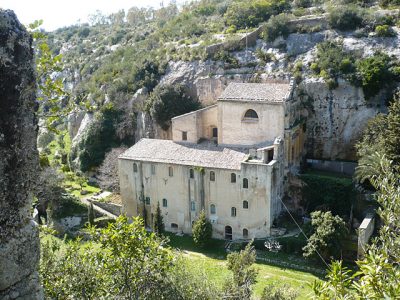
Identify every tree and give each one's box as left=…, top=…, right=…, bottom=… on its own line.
left=97, top=147, right=128, bottom=192
left=90, top=216, right=173, bottom=299
left=153, top=201, right=165, bottom=235
left=223, top=242, right=258, bottom=300
left=192, top=210, right=212, bottom=247
left=147, top=84, right=201, bottom=130
left=313, top=154, right=400, bottom=298
left=88, top=203, right=95, bottom=226
left=302, top=211, right=348, bottom=260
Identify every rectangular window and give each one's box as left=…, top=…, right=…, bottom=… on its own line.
left=151, top=164, right=156, bottom=175
left=182, top=131, right=187, bottom=141
left=212, top=127, right=218, bottom=138
left=169, top=166, right=173, bottom=177
left=162, top=198, right=168, bottom=207
left=191, top=201, right=195, bottom=211
left=145, top=197, right=150, bottom=205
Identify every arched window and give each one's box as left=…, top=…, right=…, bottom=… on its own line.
left=133, top=163, right=138, bottom=173
left=231, top=207, right=237, bottom=217
left=210, top=204, right=216, bottom=214
left=231, top=173, right=236, bottom=183
left=151, top=164, right=156, bottom=175
left=189, top=169, right=194, bottom=178
left=171, top=223, right=178, bottom=229
left=210, top=171, right=215, bottom=181
left=243, top=178, right=248, bottom=189
left=243, top=109, right=259, bottom=120
left=243, top=200, right=249, bottom=209
left=162, top=198, right=168, bottom=207
left=225, top=226, right=233, bottom=240
left=169, top=166, right=173, bottom=177
left=243, top=228, right=249, bottom=238
left=191, top=201, right=196, bottom=211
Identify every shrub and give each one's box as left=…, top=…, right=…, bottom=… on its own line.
left=302, top=211, right=348, bottom=260
left=355, top=52, right=396, bottom=98
left=192, top=210, right=212, bottom=247
left=255, top=48, right=275, bottom=63
left=261, top=283, right=299, bottom=300
left=328, top=5, right=364, bottom=31
left=375, top=24, right=396, bottom=37
left=263, top=14, right=292, bottom=42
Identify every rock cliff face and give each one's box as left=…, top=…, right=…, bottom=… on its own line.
left=0, top=10, right=43, bottom=299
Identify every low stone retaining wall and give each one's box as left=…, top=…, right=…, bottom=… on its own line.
left=90, top=200, right=122, bottom=217
left=306, top=159, right=357, bottom=175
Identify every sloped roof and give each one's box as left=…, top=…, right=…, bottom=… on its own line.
left=218, top=82, right=292, bottom=103
left=119, top=139, right=248, bottom=170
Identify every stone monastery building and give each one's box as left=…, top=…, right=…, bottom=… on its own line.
left=118, top=81, right=305, bottom=240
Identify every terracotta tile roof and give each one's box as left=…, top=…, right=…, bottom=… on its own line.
left=218, top=82, right=292, bottom=102
left=119, top=139, right=248, bottom=170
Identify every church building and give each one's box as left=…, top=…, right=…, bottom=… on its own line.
left=118, top=81, right=305, bottom=240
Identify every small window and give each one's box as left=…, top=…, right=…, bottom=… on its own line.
left=212, top=127, right=218, bottom=138
left=243, top=178, right=248, bottom=189
left=231, top=173, right=236, bottom=183
left=231, top=207, right=237, bottom=217
left=189, top=169, right=194, bottom=179
left=243, top=109, right=259, bottom=120
left=133, top=163, right=138, bottom=173
left=243, top=200, right=249, bottom=209
left=169, top=166, right=173, bottom=177
left=151, top=164, right=156, bottom=175
left=210, top=204, right=216, bottom=214
left=145, top=197, right=150, bottom=205
left=162, top=198, right=167, bottom=207
left=210, top=171, right=215, bottom=181
left=243, top=228, right=249, bottom=238
left=191, top=201, right=196, bottom=211
left=182, top=131, right=187, bottom=141
left=171, top=223, right=178, bottom=229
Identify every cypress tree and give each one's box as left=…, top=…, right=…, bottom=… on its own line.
left=153, top=201, right=165, bottom=235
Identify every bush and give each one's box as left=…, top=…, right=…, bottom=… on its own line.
left=192, top=210, right=212, bottom=247
left=328, top=5, right=364, bottom=31
left=375, top=24, right=396, bottom=37
left=355, top=52, right=396, bottom=98
left=261, top=283, right=299, bottom=300
left=263, top=13, right=292, bottom=42
left=255, top=48, right=275, bottom=63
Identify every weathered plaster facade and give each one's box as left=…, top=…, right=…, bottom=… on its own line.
left=119, top=82, right=305, bottom=240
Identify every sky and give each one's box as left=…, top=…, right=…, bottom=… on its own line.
left=0, top=0, right=179, bottom=31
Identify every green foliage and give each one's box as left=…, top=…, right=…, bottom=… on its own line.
left=375, top=24, right=396, bottom=37
left=302, top=211, right=348, bottom=260
left=90, top=216, right=173, bottom=298
left=379, top=0, right=400, bottom=7
left=300, top=171, right=354, bottom=216
left=224, top=0, right=290, bottom=30
left=70, top=104, right=122, bottom=172
left=356, top=95, right=400, bottom=173
left=255, top=48, right=275, bottom=64
left=192, top=210, right=213, bottom=248
left=312, top=41, right=355, bottom=89
left=213, top=50, right=240, bottom=68
left=260, top=282, right=299, bottom=300
left=355, top=52, right=398, bottom=98
left=313, top=155, right=400, bottom=299
left=263, top=13, right=292, bottom=42
left=153, top=201, right=165, bottom=235
left=327, top=5, right=365, bottom=31
left=223, top=242, right=258, bottom=299
left=147, top=84, right=201, bottom=130
left=39, top=153, right=50, bottom=168
left=51, top=193, right=87, bottom=219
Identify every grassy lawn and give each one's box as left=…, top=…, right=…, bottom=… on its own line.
left=166, top=233, right=320, bottom=299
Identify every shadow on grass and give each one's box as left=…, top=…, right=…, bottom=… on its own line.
left=164, top=232, right=227, bottom=259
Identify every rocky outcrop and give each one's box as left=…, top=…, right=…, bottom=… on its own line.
left=298, top=77, right=380, bottom=160
left=0, top=9, right=43, bottom=299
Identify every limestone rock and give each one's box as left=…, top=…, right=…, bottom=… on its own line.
left=0, top=9, right=43, bottom=299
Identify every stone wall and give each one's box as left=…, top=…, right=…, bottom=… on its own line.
left=0, top=10, right=43, bottom=299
